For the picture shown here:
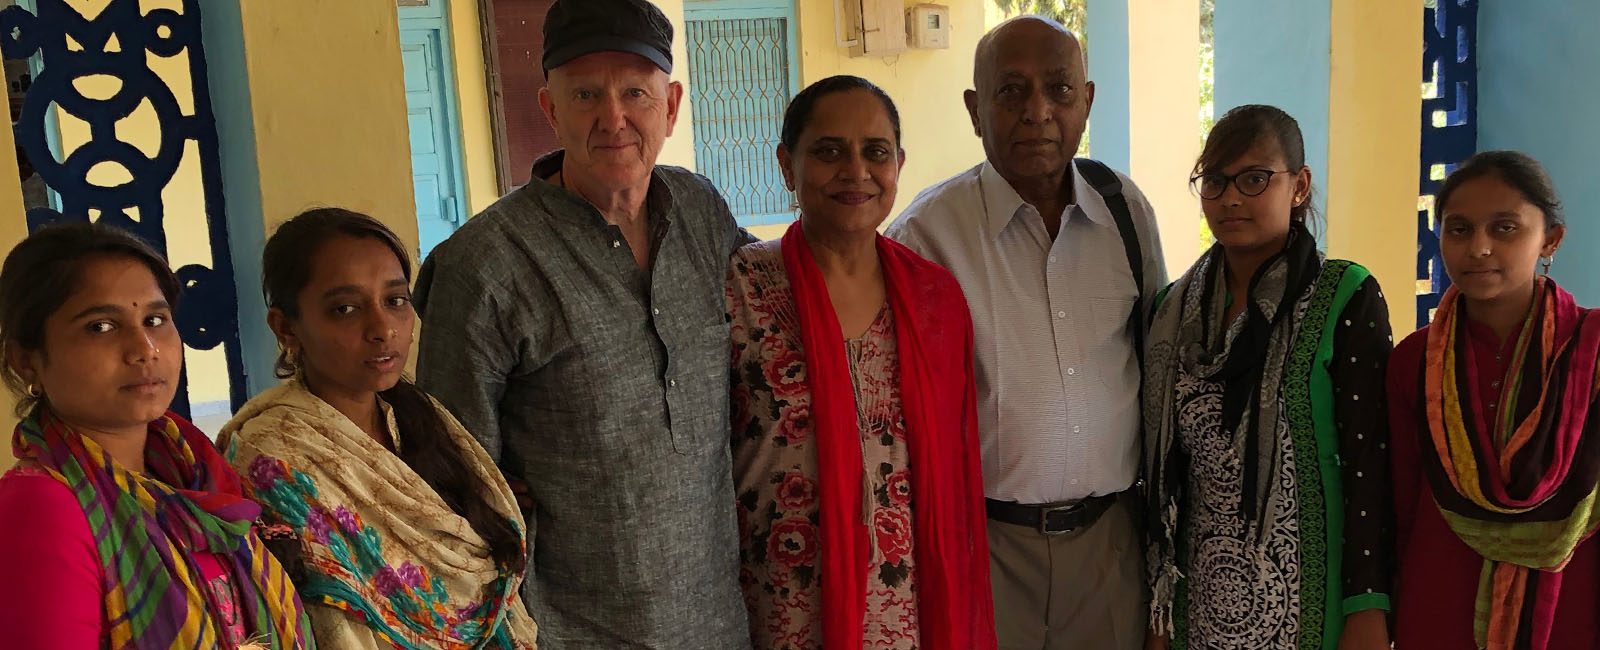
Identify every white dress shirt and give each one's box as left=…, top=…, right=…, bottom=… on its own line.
left=887, top=161, right=1166, bottom=504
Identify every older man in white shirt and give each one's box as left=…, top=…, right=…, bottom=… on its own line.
left=886, top=16, right=1165, bottom=650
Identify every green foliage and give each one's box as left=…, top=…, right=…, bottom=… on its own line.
left=991, top=0, right=1087, bottom=35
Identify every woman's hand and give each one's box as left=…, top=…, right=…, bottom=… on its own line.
left=1144, top=629, right=1169, bottom=650
left=1338, top=609, right=1390, bottom=650
left=507, top=477, right=534, bottom=511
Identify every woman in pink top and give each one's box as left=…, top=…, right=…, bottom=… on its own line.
left=0, top=223, right=312, bottom=649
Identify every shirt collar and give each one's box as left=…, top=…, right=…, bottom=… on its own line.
left=978, top=159, right=1115, bottom=239
left=529, top=150, right=676, bottom=227
left=1462, top=313, right=1525, bottom=360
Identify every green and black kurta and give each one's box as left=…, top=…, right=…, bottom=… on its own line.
left=1143, top=224, right=1394, bottom=650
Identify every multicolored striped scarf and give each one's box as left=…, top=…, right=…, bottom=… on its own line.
left=11, top=406, right=314, bottom=650
left=1421, top=277, right=1600, bottom=650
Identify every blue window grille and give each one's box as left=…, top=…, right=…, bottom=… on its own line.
left=1417, top=0, right=1477, bottom=326
left=684, top=0, right=800, bottom=227
left=1, top=0, right=245, bottom=418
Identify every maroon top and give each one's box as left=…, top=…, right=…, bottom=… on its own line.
left=1388, top=318, right=1600, bottom=649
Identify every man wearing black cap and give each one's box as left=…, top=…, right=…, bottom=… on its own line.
left=414, top=1, right=753, bottom=648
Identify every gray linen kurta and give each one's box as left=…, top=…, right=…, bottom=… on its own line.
left=415, top=151, right=753, bottom=650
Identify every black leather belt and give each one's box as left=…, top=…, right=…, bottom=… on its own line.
left=985, top=493, right=1120, bottom=536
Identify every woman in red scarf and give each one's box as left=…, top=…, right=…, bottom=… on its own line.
left=1388, top=151, right=1600, bottom=649
left=725, top=75, right=995, bottom=650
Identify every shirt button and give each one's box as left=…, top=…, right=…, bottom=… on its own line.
left=612, top=240, right=622, bottom=248
left=1057, top=310, right=1066, bottom=318
left=668, top=379, right=677, bottom=387
left=652, top=308, right=660, bottom=315
left=1049, top=255, right=1057, bottom=263
left=1073, top=426, right=1081, bottom=433
left=1067, top=368, right=1077, bottom=376
left=1489, top=402, right=1497, bottom=410
left=1070, top=479, right=1079, bottom=485
left=1492, top=380, right=1501, bottom=388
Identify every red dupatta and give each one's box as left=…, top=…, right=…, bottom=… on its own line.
left=780, top=221, right=995, bottom=650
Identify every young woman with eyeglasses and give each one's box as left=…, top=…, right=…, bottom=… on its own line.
left=1142, top=104, right=1393, bottom=650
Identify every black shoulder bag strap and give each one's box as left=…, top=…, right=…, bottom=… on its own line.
left=1073, top=157, right=1146, bottom=363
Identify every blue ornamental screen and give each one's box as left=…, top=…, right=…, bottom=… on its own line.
left=2, top=0, right=244, bottom=418
left=1417, top=0, right=1477, bottom=326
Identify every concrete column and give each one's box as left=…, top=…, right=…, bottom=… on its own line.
left=204, top=0, right=419, bottom=396
left=1215, top=0, right=1418, bottom=335
left=1127, top=0, right=1201, bottom=275
left=1087, top=0, right=1202, bottom=276
left=1327, top=0, right=1422, bottom=336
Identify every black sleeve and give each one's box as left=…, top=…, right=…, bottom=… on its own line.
left=1330, top=275, right=1395, bottom=612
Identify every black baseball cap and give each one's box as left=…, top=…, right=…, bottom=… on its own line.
left=542, top=0, right=674, bottom=75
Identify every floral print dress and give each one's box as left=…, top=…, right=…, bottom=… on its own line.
left=728, top=241, right=921, bottom=650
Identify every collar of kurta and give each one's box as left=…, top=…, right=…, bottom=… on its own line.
left=977, top=159, right=1116, bottom=239
left=528, top=149, right=676, bottom=230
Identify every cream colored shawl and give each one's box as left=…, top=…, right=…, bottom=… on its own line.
left=219, top=379, right=537, bottom=650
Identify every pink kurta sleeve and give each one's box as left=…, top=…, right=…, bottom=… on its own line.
left=0, top=467, right=104, bottom=649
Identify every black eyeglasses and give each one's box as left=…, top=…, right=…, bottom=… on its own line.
left=1190, top=169, right=1292, bottom=200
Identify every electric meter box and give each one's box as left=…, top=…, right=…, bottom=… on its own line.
left=906, top=4, right=950, bottom=50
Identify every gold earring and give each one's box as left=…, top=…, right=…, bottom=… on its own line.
left=25, top=382, right=41, bottom=398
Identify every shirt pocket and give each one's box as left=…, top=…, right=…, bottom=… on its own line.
left=1087, top=296, right=1139, bottom=384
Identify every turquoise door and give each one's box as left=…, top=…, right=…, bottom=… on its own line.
left=685, top=0, right=800, bottom=226
left=399, top=1, right=469, bottom=258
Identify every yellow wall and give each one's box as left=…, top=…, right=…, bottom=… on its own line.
left=750, top=0, right=1001, bottom=241
left=1327, top=0, right=1421, bottom=337
left=236, top=1, right=418, bottom=253
left=1127, top=0, right=1202, bottom=277
left=656, top=0, right=699, bottom=171
left=449, top=0, right=501, bottom=213
left=0, top=79, right=21, bottom=469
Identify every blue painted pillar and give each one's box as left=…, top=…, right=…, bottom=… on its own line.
left=1086, top=0, right=1130, bottom=173
left=199, top=0, right=277, bottom=399
left=1212, top=0, right=1330, bottom=223
left=1477, top=1, right=1600, bottom=306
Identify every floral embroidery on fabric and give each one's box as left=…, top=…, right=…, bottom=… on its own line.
left=247, top=455, right=519, bottom=649
left=729, top=244, right=921, bottom=650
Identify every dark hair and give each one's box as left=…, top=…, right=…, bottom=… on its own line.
left=1436, top=150, right=1564, bottom=229
left=262, top=208, right=523, bottom=570
left=779, top=75, right=902, bottom=151
left=1196, top=104, right=1319, bottom=230
left=0, top=222, right=180, bottom=418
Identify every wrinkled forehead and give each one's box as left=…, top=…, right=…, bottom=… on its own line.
left=979, top=22, right=1084, bottom=85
